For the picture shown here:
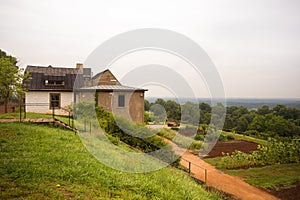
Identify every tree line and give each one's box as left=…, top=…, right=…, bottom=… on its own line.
left=145, top=99, right=300, bottom=138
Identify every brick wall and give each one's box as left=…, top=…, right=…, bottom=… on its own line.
left=0, top=103, right=18, bottom=114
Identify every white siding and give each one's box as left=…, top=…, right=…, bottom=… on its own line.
left=25, top=91, right=73, bottom=115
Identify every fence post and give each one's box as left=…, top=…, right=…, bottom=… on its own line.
left=90, top=121, right=92, bottom=133
left=188, top=161, right=191, bottom=175
left=72, top=115, right=74, bottom=128
left=68, top=111, right=70, bottom=126
left=24, top=104, right=26, bottom=119
left=52, top=106, right=54, bottom=119
left=205, top=169, right=207, bottom=183
left=19, top=104, right=22, bottom=122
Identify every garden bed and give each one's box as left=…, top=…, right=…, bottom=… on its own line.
left=205, top=140, right=258, bottom=158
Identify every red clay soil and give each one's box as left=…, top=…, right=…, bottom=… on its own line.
left=269, top=181, right=300, bottom=200
left=170, top=142, right=278, bottom=200
left=206, top=140, right=258, bottom=158
left=201, top=138, right=300, bottom=200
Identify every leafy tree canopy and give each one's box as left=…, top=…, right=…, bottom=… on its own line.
left=0, top=49, right=28, bottom=112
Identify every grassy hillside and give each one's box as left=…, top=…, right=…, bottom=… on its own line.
left=0, top=123, right=220, bottom=199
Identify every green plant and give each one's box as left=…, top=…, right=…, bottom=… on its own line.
left=95, top=107, right=180, bottom=166
left=0, top=122, right=221, bottom=199
left=194, top=133, right=204, bottom=141
left=227, top=163, right=300, bottom=191
left=219, top=139, right=300, bottom=169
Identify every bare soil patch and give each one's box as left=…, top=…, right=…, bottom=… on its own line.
left=206, top=140, right=258, bottom=158
left=269, top=181, right=300, bottom=200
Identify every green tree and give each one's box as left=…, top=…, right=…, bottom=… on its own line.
left=155, top=98, right=166, bottom=107
left=144, top=99, right=151, bottom=111
left=236, top=116, right=249, bottom=132
left=181, top=102, right=200, bottom=125
left=249, top=115, right=267, bottom=132
left=0, top=53, right=28, bottom=113
left=257, top=105, right=271, bottom=115
left=165, top=100, right=181, bottom=121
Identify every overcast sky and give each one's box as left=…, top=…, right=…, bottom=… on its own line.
left=0, top=0, right=299, bottom=98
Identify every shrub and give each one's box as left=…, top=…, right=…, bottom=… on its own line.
left=226, top=135, right=235, bottom=141
left=188, top=140, right=203, bottom=152
left=219, top=139, right=300, bottom=169
left=95, top=106, right=180, bottom=166
left=194, top=133, right=204, bottom=141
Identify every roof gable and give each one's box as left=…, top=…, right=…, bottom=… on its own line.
left=92, top=69, right=120, bottom=85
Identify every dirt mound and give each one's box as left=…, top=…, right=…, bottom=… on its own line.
left=206, top=140, right=258, bottom=158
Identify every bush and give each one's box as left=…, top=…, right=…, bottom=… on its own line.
left=95, top=106, right=180, bottom=166
left=219, top=139, right=300, bottom=169
left=194, top=133, right=204, bottom=141
left=226, top=135, right=235, bottom=141
left=157, top=128, right=176, bottom=140
left=188, top=140, right=203, bottom=152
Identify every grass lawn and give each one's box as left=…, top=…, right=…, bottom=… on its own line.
left=0, top=112, right=53, bottom=119
left=204, top=157, right=223, bottom=168
left=0, top=111, right=72, bottom=126
left=221, top=131, right=268, bottom=145
left=226, top=163, right=300, bottom=191
left=0, top=122, right=222, bottom=199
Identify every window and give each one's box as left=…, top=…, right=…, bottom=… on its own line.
left=50, top=93, right=60, bottom=109
left=118, top=95, right=125, bottom=107
left=45, top=80, right=64, bottom=86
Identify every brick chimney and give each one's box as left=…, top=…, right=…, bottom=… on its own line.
left=76, top=63, right=83, bottom=70
left=76, top=63, right=83, bottom=74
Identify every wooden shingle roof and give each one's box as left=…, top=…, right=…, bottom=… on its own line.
left=26, top=65, right=78, bottom=76
left=24, top=65, right=91, bottom=91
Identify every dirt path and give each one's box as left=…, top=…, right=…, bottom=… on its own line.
left=171, top=143, right=278, bottom=200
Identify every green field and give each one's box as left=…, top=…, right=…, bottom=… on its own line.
left=205, top=157, right=300, bottom=191
left=227, top=163, right=300, bottom=191
left=221, top=131, right=268, bottom=145
left=0, top=122, right=221, bottom=199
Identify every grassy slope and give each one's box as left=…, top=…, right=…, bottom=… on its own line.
left=0, top=112, right=72, bottom=126
left=221, top=131, right=268, bottom=145
left=227, top=164, right=300, bottom=191
left=0, top=122, right=220, bottom=199
left=0, top=112, right=53, bottom=119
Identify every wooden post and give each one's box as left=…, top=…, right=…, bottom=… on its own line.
left=72, top=115, right=74, bottom=128
left=205, top=169, right=207, bottom=183
left=19, top=104, right=22, bottom=122
left=89, top=121, right=91, bottom=133
left=188, top=162, right=191, bottom=175
left=52, top=106, right=54, bottom=119
left=24, top=104, right=26, bottom=119
left=68, top=111, right=70, bottom=126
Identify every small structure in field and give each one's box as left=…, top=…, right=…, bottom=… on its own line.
left=24, top=64, right=147, bottom=123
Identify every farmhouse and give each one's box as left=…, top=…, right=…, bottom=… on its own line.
left=24, top=64, right=147, bottom=123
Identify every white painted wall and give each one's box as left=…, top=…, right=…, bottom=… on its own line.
left=25, top=91, right=73, bottom=115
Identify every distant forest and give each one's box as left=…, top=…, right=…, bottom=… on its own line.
left=146, top=97, right=300, bottom=109
left=145, top=98, right=300, bottom=139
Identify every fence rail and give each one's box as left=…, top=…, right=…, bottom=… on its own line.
left=181, top=157, right=207, bottom=183
left=15, top=103, right=76, bottom=132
